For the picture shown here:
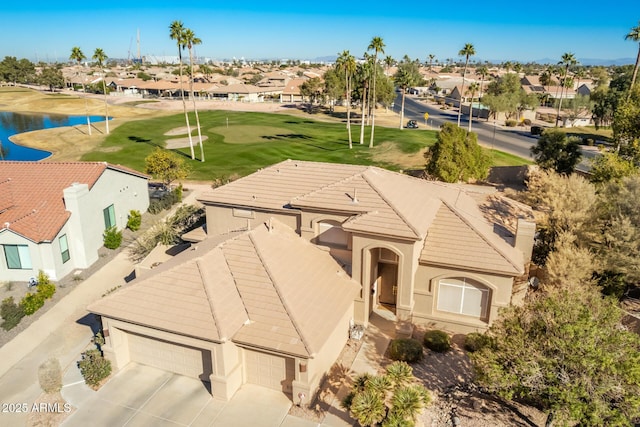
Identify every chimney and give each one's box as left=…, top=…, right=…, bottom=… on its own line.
left=514, top=218, right=536, bottom=262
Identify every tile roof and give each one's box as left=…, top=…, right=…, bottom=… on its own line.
left=0, top=161, right=147, bottom=243
left=199, top=160, right=525, bottom=275
left=89, top=220, right=360, bottom=358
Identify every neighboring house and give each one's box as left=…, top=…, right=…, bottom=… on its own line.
left=196, top=160, right=535, bottom=335
left=89, top=220, right=360, bottom=403
left=0, top=162, right=149, bottom=282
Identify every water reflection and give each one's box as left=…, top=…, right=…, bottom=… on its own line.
left=0, top=112, right=106, bottom=161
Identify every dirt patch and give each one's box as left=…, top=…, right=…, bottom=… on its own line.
left=166, top=135, right=209, bottom=149
left=26, top=392, right=74, bottom=427
left=288, top=338, right=362, bottom=422
left=371, top=140, right=427, bottom=170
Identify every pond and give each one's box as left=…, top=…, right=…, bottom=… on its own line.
left=0, top=112, right=106, bottom=161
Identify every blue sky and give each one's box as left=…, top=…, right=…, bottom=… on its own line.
left=1, top=1, right=638, bottom=64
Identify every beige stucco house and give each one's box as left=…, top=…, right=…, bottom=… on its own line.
left=89, top=159, right=534, bottom=404
left=196, top=160, right=535, bottom=335
left=89, top=220, right=360, bottom=403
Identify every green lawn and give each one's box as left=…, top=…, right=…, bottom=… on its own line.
left=82, top=110, right=529, bottom=180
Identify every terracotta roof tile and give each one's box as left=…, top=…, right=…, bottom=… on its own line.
left=0, top=161, right=147, bottom=243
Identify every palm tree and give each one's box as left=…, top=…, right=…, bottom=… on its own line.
left=466, top=82, right=480, bottom=131
left=357, top=58, right=372, bottom=145
left=394, top=55, right=421, bottom=129
left=92, top=48, right=109, bottom=135
left=457, top=43, right=476, bottom=127
left=336, top=51, right=356, bottom=149
left=169, top=20, right=195, bottom=160
left=183, top=28, right=204, bottom=162
left=475, top=65, right=489, bottom=120
left=556, top=52, right=578, bottom=127
left=367, top=36, right=385, bottom=148
left=427, top=54, right=436, bottom=72
left=383, top=55, right=394, bottom=75
left=69, top=46, right=91, bottom=136
left=625, top=21, right=640, bottom=92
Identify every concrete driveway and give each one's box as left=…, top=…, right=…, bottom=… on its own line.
left=61, top=363, right=299, bottom=427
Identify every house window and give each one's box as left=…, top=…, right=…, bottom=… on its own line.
left=317, top=221, right=348, bottom=247
left=232, top=208, right=254, bottom=219
left=59, top=234, right=70, bottom=264
left=437, top=278, right=490, bottom=319
left=103, top=204, right=116, bottom=229
left=3, top=244, right=33, bottom=270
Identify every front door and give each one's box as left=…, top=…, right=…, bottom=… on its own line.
left=378, top=263, right=398, bottom=306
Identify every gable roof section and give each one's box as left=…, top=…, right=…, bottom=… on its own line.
left=421, top=201, right=524, bottom=275
left=199, top=160, right=368, bottom=211
left=199, top=160, right=526, bottom=275
left=89, top=220, right=360, bottom=358
left=0, top=161, right=148, bottom=243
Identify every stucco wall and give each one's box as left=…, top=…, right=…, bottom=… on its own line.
left=412, top=264, right=514, bottom=333
left=204, top=205, right=299, bottom=237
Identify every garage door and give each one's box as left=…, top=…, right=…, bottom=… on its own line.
left=127, top=331, right=212, bottom=381
left=245, top=350, right=294, bottom=393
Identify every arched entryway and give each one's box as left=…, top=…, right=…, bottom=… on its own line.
left=369, top=247, right=400, bottom=316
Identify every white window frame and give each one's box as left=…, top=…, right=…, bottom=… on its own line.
left=59, top=234, right=70, bottom=264
left=3, top=244, right=33, bottom=270
left=437, top=277, right=490, bottom=319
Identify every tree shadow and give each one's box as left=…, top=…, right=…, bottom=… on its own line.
left=128, top=135, right=162, bottom=149
left=261, top=134, right=313, bottom=141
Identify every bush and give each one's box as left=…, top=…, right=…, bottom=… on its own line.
left=147, top=191, right=179, bottom=214
left=1, top=297, right=25, bottom=330
left=523, top=118, right=532, bottom=126
left=21, top=292, right=45, bottom=315
left=505, top=119, right=517, bottom=127
left=103, top=226, right=122, bottom=249
left=127, top=210, right=142, bottom=231
left=423, top=330, right=451, bottom=352
left=78, top=349, right=111, bottom=387
left=38, top=358, right=62, bottom=393
left=174, top=184, right=183, bottom=202
left=389, top=338, right=423, bottom=363
left=463, top=332, right=493, bottom=352
left=37, top=282, right=56, bottom=300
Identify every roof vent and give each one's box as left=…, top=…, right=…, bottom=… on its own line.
left=351, top=188, right=359, bottom=204
left=3, top=222, right=9, bottom=229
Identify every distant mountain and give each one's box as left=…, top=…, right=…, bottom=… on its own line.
left=313, top=55, right=337, bottom=63
left=531, top=58, right=635, bottom=66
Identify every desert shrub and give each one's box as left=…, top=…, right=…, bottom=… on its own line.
left=38, top=358, right=62, bottom=393
left=505, top=119, right=517, bottom=127
left=37, top=282, right=56, bottom=300
left=103, top=226, right=122, bottom=249
left=174, top=184, right=183, bottom=202
left=78, top=349, right=111, bottom=387
left=423, top=330, right=451, bottom=352
left=463, top=332, right=493, bottom=352
left=389, top=338, right=423, bottom=363
left=523, top=118, right=532, bottom=126
left=1, top=297, right=25, bottom=330
left=147, top=190, right=179, bottom=214
left=21, top=292, right=45, bottom=315
left=126, top=210, right=142, bottom=231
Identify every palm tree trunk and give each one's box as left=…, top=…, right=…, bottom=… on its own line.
left=399, top=90, right=406, bottom=129
left=468, top=93, right=474, bottom=132
left=457, top=59, right=469, bottom=127
left=346, top=75, right=352, bottom=149
left=359, top=85, right=367, bottom=145
left=369, top=67, right=377, bottom=148
left=101, top=78, right=109, bottom=134
left=188, top=48, right=204, bottom=162
left=177, top=52, right=194, bottom=159
left=629, top=45, right=640, bottom=94
left=82, top=82, right=91, bottom=136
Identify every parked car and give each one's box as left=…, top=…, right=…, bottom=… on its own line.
left=531, top=125, right=543, bottom=135
left=406, top=120, right=419, bottom=129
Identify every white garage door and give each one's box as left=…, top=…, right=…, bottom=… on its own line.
left=245, top=350, right=294, bottom=393
left=127, top=332, right=212, bottom=381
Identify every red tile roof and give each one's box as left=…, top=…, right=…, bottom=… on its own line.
left=0, top=161, right=146, bottom=243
